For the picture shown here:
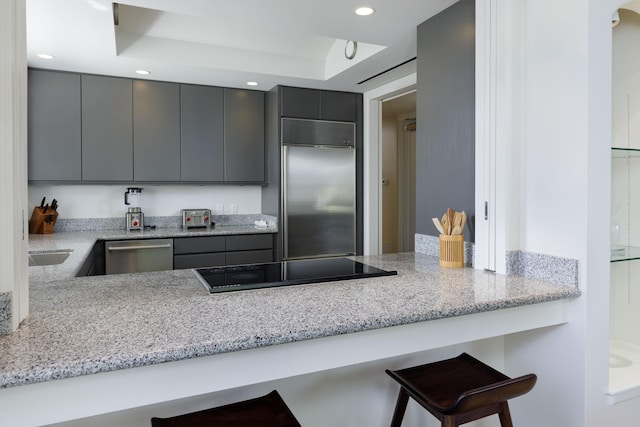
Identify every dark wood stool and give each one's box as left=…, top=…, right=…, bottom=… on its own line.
left=150, top=390, right=301, bottom=427
left=385, top=352, right=537, bottom=427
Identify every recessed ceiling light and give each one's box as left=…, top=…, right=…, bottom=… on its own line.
left=355, top=7, right=375, bottom=16
left=135, top=70, right=150, bottom=75
left=247, top=81, right=259, bottom=86
left=37, top=53, right=54, bottom=59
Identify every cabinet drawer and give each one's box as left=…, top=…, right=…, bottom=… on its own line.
left=226, top=250, right=274, bottom=266
left=173, top=236, right=225, bottom=255
left=174, top=253, right=226, bottom=270
left=226, top=234, right=273, bottom=251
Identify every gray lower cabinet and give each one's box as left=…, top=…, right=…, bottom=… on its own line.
left=173, top=234, right=274, bottom=270
left=133, top=80, right=181, bottom=181
left=28, top=69, right=82, bottom=182
left=224, top=89, right=265, bottom=182
left=180, top=84, right=224, bottom=182
left=226, top=234, right=274, bottom=265
left=82, top=75, right=133, bottom=181
left=174, top=252, right=226, bottom=270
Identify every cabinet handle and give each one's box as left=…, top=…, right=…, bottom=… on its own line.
left=107, top=244, right=172, bottom=251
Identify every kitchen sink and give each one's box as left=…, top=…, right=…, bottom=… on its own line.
left=28, top=250, right=72, bottom=267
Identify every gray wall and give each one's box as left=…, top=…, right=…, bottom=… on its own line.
left=416, top=0, right=475, bottom=241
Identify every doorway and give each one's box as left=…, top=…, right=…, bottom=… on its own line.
left=381, top=91, right=416, bottom=253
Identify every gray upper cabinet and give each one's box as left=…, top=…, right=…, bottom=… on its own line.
left=180, top=84, right=224, bottom=182
left=28, top=70, right=266, bottom=184
left=28, top=69, right=82, bottom=182
left=82, top=75, right=133, bottom=181
left=280, top=86, right=358, bottom=122
left=280, top=86, right=321, bottom=119
left=320, top=91, right=358, bottom=122
left=133, top=80, right=181, bottom=182
left=224, top=88, right=265, bottom=183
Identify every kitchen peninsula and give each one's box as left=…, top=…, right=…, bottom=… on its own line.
left=0, top=230, right=579, bottom=426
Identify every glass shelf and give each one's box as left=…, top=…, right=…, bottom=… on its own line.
left=611, top=245, right=640, bottom=262
left=612, top=147, right=640, bottom=158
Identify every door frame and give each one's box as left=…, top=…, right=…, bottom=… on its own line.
left=363, top=75, right=417, bottom=255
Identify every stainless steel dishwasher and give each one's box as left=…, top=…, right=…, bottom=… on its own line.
left=105, top=239, right=173, bottom=275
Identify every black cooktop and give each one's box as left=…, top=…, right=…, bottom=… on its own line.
left=193, top=257, right=397, bottom=294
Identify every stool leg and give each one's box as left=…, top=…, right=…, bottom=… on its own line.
left=497, top=402, right=514, bottom=427
left=390, top=388, right=410, bottom=427
left=442, top=416, right=457, bottom=427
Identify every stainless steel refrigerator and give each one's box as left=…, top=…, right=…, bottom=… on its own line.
left=282, top=118, right=356, bottom=260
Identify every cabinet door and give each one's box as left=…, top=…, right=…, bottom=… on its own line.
left=28, top=69, right=81, bottom=181
left=173, top=236, right=225, bottom=255
left=226, top=250, right=274, bottom=265
left=180, top=84, right=224, bottom=182
left=224, top=89, right=265, bottom=182
left=82, top=75, right=133, bottom=181
left=174, top=253, right=226, bottom=270
left=133, top=80, right=180, bottom=181
left=280, top=86, right=320, bottom=119
left=226, top=234, right=274, bottom=251
left=320, top=91, right=358, bottom=122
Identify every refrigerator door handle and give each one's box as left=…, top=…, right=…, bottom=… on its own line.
left=282, top=145, right=290, bottom=260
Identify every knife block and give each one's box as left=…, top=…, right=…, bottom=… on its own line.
left=29, top=207, right=58, bottom=234
left=439, top=234, right=464, bottom=268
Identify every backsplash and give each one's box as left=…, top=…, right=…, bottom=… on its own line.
left=54, top=214, right=277, bottom=232
left=506, top=250, right=579, bottom=288
left=415, top=234, right=474, bottom=265
left=414, top=233, right=579, bottom=288
left=28, top=185, right=262, bottom=219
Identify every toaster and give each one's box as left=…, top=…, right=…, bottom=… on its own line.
left=181, top=209, right=212, bottom=229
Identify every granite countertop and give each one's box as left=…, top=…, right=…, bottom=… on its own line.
left=28, top=225, right=277, bottom=282
left=0, top=249, right=580, bottom=390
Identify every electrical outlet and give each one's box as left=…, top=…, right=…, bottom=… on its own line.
left=230, top=204, right=238, bottom=214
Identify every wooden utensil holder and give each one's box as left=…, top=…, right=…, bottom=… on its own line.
left=439, top=234, right=464, bottom=268
left=29, top=207, right=58, bottom=234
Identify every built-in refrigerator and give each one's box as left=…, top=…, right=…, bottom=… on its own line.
left=281, top=118, right=356, bottom=259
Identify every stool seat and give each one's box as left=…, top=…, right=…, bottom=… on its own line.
left=150, top=390, right=301, bottom=427
left=386, top=352, right=536, bottom=427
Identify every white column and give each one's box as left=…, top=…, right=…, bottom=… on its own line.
left=0, top=0, right=29, bottom=333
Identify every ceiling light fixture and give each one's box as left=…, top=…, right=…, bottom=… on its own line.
left=355, top=7, right=375, bottom=16
left=247, top=81, right=259, bottom=86
left=37, top=53, right=54, bottom=59
left=135, top=69, right=150, bottom=75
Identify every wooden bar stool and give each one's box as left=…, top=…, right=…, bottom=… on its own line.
left=150, top=390, right=301, bottom=427
left=385, top=353, right=537, bottom=427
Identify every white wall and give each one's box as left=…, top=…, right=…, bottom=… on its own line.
left=482, top=1, right=589, bottom=426
left=0, top=0, right=28, bottom=331
left=495, top=0, right=640, bottom=426
left=27, top=185, right=263, bottom=218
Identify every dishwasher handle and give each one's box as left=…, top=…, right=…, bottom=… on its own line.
left=107, top=243, right=172, bottom=251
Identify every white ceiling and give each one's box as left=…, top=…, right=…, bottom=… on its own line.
left=25, top=0, right=457, bottom=92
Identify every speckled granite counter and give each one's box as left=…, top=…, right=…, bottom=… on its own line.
left=27, top=225, right=277, bottom=282
left=0, top=251, right=579, bottom=390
